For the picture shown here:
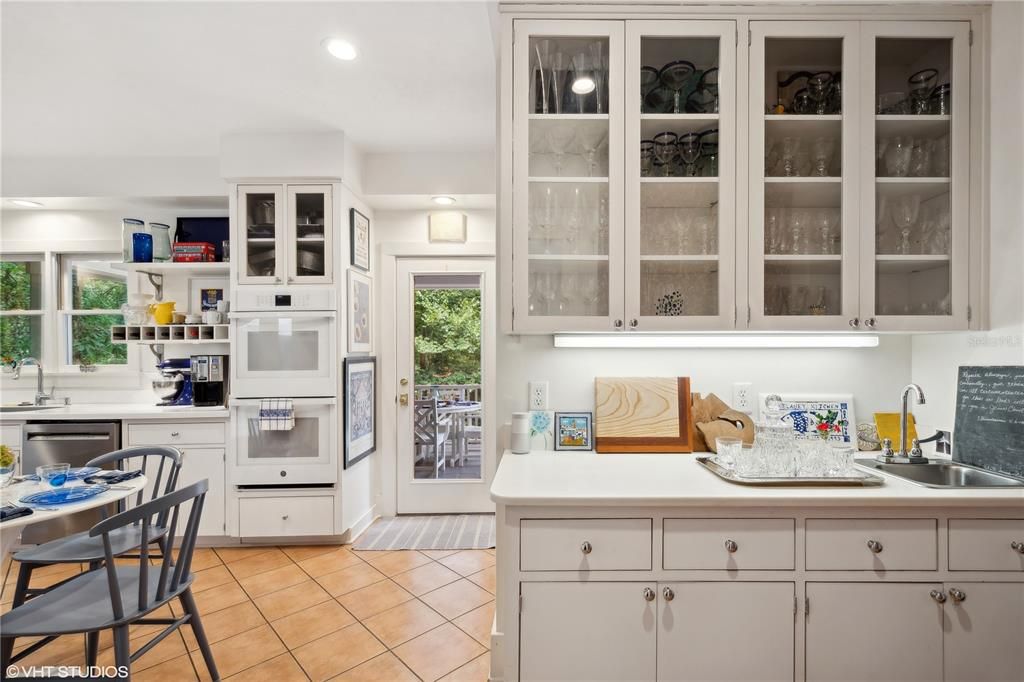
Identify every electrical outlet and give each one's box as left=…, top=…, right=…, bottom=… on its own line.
left=733, top=382, right=753, bottom=414
left=529, top=381, right=549, bottom=410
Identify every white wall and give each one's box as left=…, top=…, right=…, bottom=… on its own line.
left=910, top=1, right=1024, bottom=437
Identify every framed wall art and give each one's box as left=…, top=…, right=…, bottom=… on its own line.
left=348, top=269, right=372, bottom=353
left=350, top=208, right=370, bottom=272
left=344, top=356, right=376, bottom=468
left=758, top=393, right=856, bottom=444
left=554, top=412, right=593, bottom=451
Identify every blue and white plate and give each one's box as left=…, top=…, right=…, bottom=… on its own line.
left=20, top=484, right=109, bottom=506
left=21, top=466, right=102, bottom=483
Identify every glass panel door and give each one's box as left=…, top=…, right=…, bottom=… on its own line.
left=512, top=20, right=624, bottom=331
left=861, top=22, right=970, bottom=330
left=287, top=185, right=333, bottom=284
left=238, top=185, right=285, bottom=284
left=749, top=22, right=860, bottom=330
left=626, top=20, right=735, bottom=330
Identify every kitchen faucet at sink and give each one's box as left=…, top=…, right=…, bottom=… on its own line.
left=876, top=383, right=928, bottom=464
left=13, top=357, right=56, bottom=406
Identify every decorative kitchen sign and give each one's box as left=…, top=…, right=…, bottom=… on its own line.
left=350, top=208, right=371, bottom=272
left=344, top=356, right=376, bottom=468
left=554, top=412, right=593, bottom=451
left=758, top=393, right=856, bottom=444
left=594, top=377, right=693, bottom=453
left=953, top=365, right=1024, bottom=478
left=348, top=269, right=372, bottom=353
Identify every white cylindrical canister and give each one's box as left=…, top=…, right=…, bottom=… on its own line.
left=511, top=412, right=531, bottom=454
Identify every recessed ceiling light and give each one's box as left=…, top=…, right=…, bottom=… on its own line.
left=322, top=37, right=357, bottom=61
left=9, top=199, right=43, bottom=208
left=571, top=76, right=596, bottom=95
left=432, top=196, right=456, bottom=206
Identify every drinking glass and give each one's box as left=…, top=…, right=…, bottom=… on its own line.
left=766, top=210, right=781, bottom=255
left=532, top=39, right=553, bottom=114
left=877, top=92, right=908, bottom=115
left=549, top=52, right=569, bottom=115
left=790, top=209, right=805, bottom=255
left=828, top=72, right=842, bottom=114
left=579, top=127, right=607, bottom=177
left=908, top=68, right=938, bottom=115
left=644, top=85, right=675, bottom=114
left=570, top=51, right=596, bottom=114
left=811, top=136, right=834, bottom=177
left=37, top=463, right=70, bottom=488
left=818, top=209, right=835, bottom=254
left=791, top=89, right=812, bottom=115
left=640, top=139, right=655, bottom=177
left=930, top=83, right=951, bottom=115
left=677, top=133, right=702, bottom=177
left=715, top=437, right=742, bottom=469
left=829, top=443, right=857, bottom=477
left=566, top=187, right=583, bottom=254
left=548, top=126, right=576, bottom=177
left=688, top=67, right=719, bottom=113
left=765, top=140, right=779, bottom=176
left=658, top=60, right=696, bottom=114
left=876, top=137, right=889, bottom=176
left=734, top=443, right=763, bottom=477
left=893, top=194, right=922, bottom=255
left=698, top=128, right=719, bottom=177
left=781, top=137, right=802, bottom=177
left=807, top=71, right=834, bottom=115
left=884, top=136, right=913, bottom=177
left=588, top=42, right=606, bottom=114
left=932, top=135, right=950, bottom=177
left=652, top=132, right=678, bottom=177
left=640, top=66, right=660, bottom=110
left=909, top=139, right=931, bottom=177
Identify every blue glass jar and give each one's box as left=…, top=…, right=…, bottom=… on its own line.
left=132, top=232, right=153, bottom=263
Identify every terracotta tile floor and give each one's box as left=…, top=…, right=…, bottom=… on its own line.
left=1, top=545, right=495, bottom=681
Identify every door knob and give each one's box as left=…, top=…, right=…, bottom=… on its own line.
left=614, top=319, right=623, bottom=328
left=867, top=540, right=883, bottom=554
left=1011, top=541, right=1024, bottom=554
left=948, top=588, right=966, bottom=603
left=400, top=378, right=409, bottom=386
left=849, top=318, right=860, bottom=328
left=629, top=319, right=639, bottom=328
left=580, top=541, right=592, bottom=555
left=643, top=587, right=656, bottom=602
left=663, top=587, right=675, bottom=601
left=864, top=318, right=877, bottom=328
left=724, top=539, right=738, bottom=553
left=930, top=590, right=947, bottom=603
left=399, top=393, right=409, bottom=406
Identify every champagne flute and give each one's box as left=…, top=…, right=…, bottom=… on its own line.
left=811, top=136, right=834, bottom=177
left=781, top=137, right=802, bottom=177
left=893, top=194, right=922, bottom=255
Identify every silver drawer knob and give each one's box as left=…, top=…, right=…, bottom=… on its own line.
left=170, top=431, right=180, bottom=437
left=1011, top=541, right=1024, bottom=554
left=282, top=515, right=289, bottom=520
left=643, top=587, right=655, bottom=602
left=867, top=540, right=883, bottom=554
left=580, top=541, right=592, bottom=555
left=948, top=588, right=966, bottom=603
left=724, top=539, right=738, bottom=553
left=663, top=587, right=675, bottom=601
left=930, top=589, right=947, bottom=603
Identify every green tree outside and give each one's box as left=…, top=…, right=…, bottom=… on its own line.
left=0, top=262, right=36, bottom=364
left=414, top=288, right=481, bottom=386
left=70, top=274, right=126, bottom=366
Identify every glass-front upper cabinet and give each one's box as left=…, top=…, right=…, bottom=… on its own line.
left=238, top=185, right=286, bottom=285
left=749, top=22, right=860, bottom=330
left=512, top=20, right=624, bottom=331
left=287, top=185, right=333, bottom=284
left=625, top=21, right=735, bottom=330
left=859, top=22, right=970, bottom=330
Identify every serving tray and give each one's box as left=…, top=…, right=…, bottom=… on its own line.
left=696, top=456, right=885, bottom=487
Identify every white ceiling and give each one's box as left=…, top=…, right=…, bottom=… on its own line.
left=1, top=1, right=498, bottom=159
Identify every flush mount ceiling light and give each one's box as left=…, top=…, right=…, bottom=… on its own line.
left=571, top=76, right=596, bottom=94
left=553, top=334, right=880, bottom=349
left=431, top=195, right=456, bottom=206
left=322, top=37, right=357, bottom=61
left=9, top=199, right=43, bottom=208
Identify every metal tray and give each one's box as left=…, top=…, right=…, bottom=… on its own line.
left=696, top=456, right=886, bottom=487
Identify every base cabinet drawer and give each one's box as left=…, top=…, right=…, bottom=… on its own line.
left=128, top=421, right=226, bottom=446
left=663, top=518, right=795, bottom=570
left=806, top=519, right=937, bottom=571
left=238, top=496, right=334, bottom=537
left=521, top=518, right=652, bottom=571
left=948, top=519, right=1024, bottom=571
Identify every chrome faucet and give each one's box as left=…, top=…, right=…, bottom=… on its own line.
left=13, top=357, right=55, bottom=406
left=877, top=383, right=927, bottom=464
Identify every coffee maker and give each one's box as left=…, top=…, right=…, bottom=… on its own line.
left=191, top=355, right=228, bottom=407
left=154, top=358, right=193, bottom=406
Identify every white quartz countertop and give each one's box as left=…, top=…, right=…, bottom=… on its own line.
left=490, top=451, right=1024, bottom=508
left=0, top=403, right=228, bottom=421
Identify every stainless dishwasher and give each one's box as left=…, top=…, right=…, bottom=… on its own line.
left=21, top=421, right=120, bottom=544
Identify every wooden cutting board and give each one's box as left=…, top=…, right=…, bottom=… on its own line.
left=594, top=377, right=693, bottom=453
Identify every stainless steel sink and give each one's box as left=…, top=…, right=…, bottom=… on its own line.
left=0, top=404, right=65, bottom=413
left=856, top=459, right=1024, bottom=488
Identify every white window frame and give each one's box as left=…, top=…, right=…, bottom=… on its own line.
left=0, top=253, right=46, bottom=365
left=57, top=254, right=134, bottom=373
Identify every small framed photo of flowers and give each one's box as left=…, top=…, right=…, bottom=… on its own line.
left=528, top=410, right=554, bottom=451
left=758, top=393, right=855, bottom=445
left=554, top=412, right=593, bottom=451
left=348, top=269, right=372, bottom=353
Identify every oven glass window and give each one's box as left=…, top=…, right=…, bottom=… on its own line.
left=246, top=329, right=319, bottom=371
left=245, top=417, right=320, bottom=459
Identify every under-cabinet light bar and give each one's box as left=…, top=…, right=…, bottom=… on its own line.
left=552, top=334, right=880, bottom=349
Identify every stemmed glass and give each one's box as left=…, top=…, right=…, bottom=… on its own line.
left=817, top=210, right=835, bottom=255
left=578, top=127, right=607, bottom=177
left=781, top=137, right=802, bottom=177
left=549, top=52, right=569, bottom=115
left=640, top=140, right=655, bottom=177
left=677, top=133, right=702, bottom=178
left=548, top=126, right=576, bottom=177
left=765, top=140, right=779, bottom=176
left=908, top=68, right=938, bottom=115
left=811, top=137, right=834, bottom=177
left=532, top=40, right=553, bottom=114
left=697, top=67, right=719, bottom=113
left=588, top=41, right=606, bottom=114
left=566, top=186, right=583, bottom=254
left=652, top=132, right=678, bottom=178
left=893, top=194, right=922, bottom=255
left=658, top=60, right=696, bottom=114
left=876, top=137, right=889, bottom=176
left=640, top=66, right=659, bottom=110
left=790, top=209, right=805, bottom=255
left=884, top=136, right=913, bottom=177
left=570, top=51, right=596, bottom=114
left=533, top=185, right=559, bottom=254
left=909, top=139, right=931, bottom=177
left=766, top=210, right=781, bottom=255
left=807, top=72, right=834, bottom=115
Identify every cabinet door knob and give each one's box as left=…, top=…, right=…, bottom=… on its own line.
left=663, top=587, right=675, bottom=601
left=1011, top=541, right=1024, bottom=554
left=930, top=589, right=947, bottom=603
left=643, top=587, right=656, bottom=602
left=867, top=540, right=883, bottom=554
left=629, top=319, right=639, bottom=328
left=849, top=318, right=860, bottom=328
left=724, top=539, right=738, bottom=553
left=948, top=588, right=966, bottom=603
left=580, top=541, right=592, bottom=555
left=614, top=319, right=623, bottom=328
left=170, top=431, right=180, bottom=438
left=865, top=317, right=877, bottom=328
left=282, top=515, right=289, bottom=520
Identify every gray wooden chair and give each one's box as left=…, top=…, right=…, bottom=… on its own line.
left=9, top=446, right=183, bottom=609
left=0, top=479, right=218, bottom=681
left=414, top=399, right=450, bottom=478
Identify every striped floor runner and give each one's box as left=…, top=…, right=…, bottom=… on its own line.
left=354, top=514, right=496, bottom=550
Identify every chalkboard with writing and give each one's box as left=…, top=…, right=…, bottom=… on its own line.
left=953, top=366, right=1024, bottom=478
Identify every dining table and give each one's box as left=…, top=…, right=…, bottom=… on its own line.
left=437, top=401, right=482, bottom=465
left=0, top=474, right=149, bottom=532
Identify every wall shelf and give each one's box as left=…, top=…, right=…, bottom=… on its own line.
left=111, top=324, right=230, bottom=345
left=111, top=262, right=229, bottom=277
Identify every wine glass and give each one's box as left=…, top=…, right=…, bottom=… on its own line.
left=652, top=131, right=678, bottom=177
left=884, top=136, right=913, bottom=177
left=781, top=137, right=802, bottom=177
left=908, top=68, right=938, bottom=115
left=807, top=71, right=834, bottom=115
left=658, top=60, right=696, bottom=114
left=790, top=209, right=805, bottom=254
left=818, top=209, right=835, bottom=255
left=909, top=139, right=931, bottom=178
left=765, top=140, right=779, bottom=176
left=893, top=194, right=922, bottom=255
left=640, top=139, right=655, bottom=177
left=766, top=210, right=780, bottom=254
left=697, top=67, right=719, bottom=113
left=640, top=66, right=659, bottom=110
left=876, top=137, right=889, bottom=176
left=677, top=132, right=702, bottom=177
left=811, top=136, right=834, bottom=177
left=548, top=126, right=576, bottom=177
left=566, top=186, right=583, bottom=254
left=578, top=127, right=608, bottom=177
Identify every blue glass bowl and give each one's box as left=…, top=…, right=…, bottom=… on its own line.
left=21, top=466, right=102, bottom=483
left=20, top=484, right=109, bottom=506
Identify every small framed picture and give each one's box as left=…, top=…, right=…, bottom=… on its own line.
left=554, top=412, right=593, bottom=451
left=344, top=356, right=376, bottom=468
left=348, top=269, right=372, bottom=353
left=188, top=277, right=228, bottom=314
left=350, top=208, right=370, bottom=272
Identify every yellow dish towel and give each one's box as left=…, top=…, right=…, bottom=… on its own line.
left=874, top=412, right=917, bottom=445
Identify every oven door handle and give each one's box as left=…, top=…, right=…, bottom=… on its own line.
left=229, top=311, right=336, bottom=320
left=231, top=397, right=337, bottom=407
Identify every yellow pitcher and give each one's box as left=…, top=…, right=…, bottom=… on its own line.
left=149, top=301, right=176, bottom=325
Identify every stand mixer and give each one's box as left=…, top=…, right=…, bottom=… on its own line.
left=152, top=358, right=194, bottom=406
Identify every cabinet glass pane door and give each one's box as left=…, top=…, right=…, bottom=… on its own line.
left=627, top=21, right=735, bottom=329
left=288, top=186, right=332, bottom=283
left=242, top=189, right=281, bottom=281
left=513, top=21, right=623, bottom=331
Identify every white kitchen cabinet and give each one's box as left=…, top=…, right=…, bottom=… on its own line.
left=805, top=582, right=944, bottom=681
left=658, top=582, right=794, bottom=682
left=176, top=448, right=226, bottom=537
left=519, top=581, right=656, bottom=681
left=944, top=582, right=1024, bottom=682
left=236, top=184, right=333, bottom=285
